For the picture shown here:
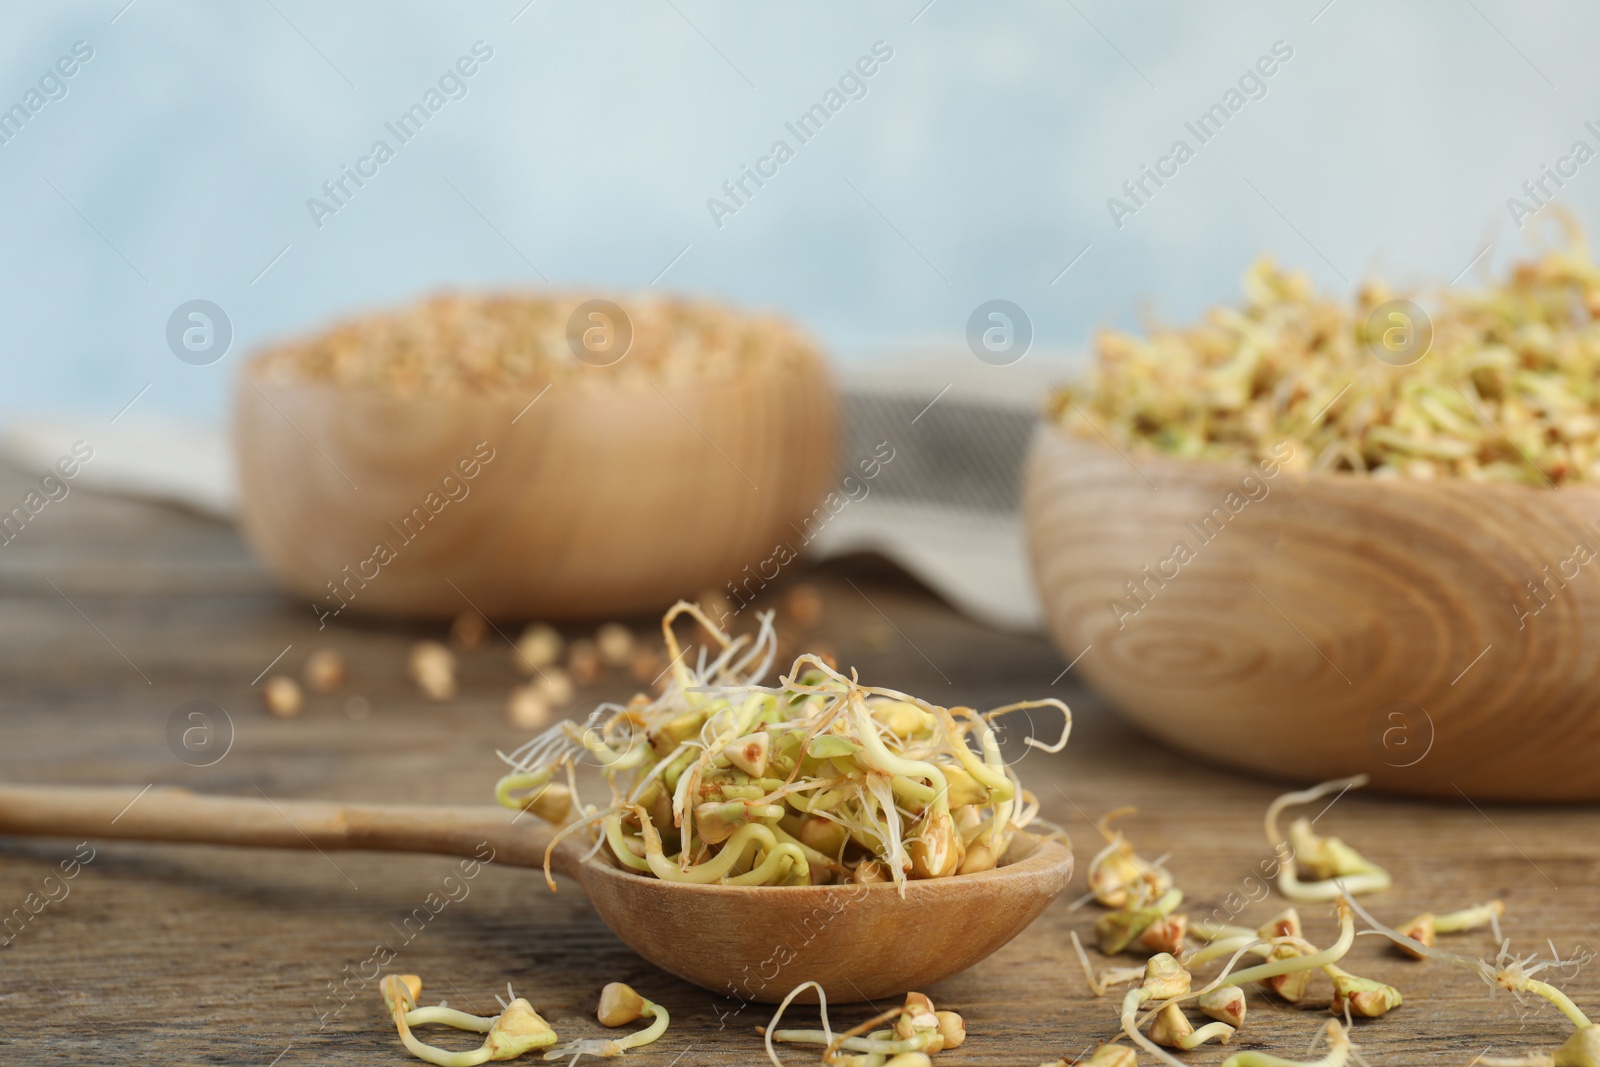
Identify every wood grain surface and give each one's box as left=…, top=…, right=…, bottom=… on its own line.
left=1025, top=427, right=1600, bottom=801
left=1, top=458, right=1596, bottom=1066
left=235, top=351, right=838, bottom=622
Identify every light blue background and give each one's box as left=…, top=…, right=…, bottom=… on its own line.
left=1, top=0, right=1595, bottom=419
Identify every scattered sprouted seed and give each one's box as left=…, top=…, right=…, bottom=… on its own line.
left=1323, top=965, right=1403, bottom=1018
left=1265, top=777, right=1391, bottom=901
left=1119, top=953, right=1204, bottom=1067
left=1096, top=888, right=1183, bottom=955
left=494, top=602, right=1070, bottom=894
left=1344, top=895, right=1593, bottom=1031
left=1199, top=986, right=1248, bottom=1028
left=1085, top=808, right=1175, bottom=908
left=540, top=982, right=668, bottom=1061
left=1138, top=914, right=1189, bottom=956
left=1263, top=942, right=1314, bottom=1004
left=1149, top=1002, right=1235, bottom=1049
left=1145, top=899, right=1355, bottom=1027
left=410, top=641, right=457, bottom=702
left=381, top=974, right=556, bottom=1066
left=761, top=982, right=963, bottom=1067
left=1396, top=900, right=1505, bottom=958
left=1216, top=1019, right=1359, bottom=1067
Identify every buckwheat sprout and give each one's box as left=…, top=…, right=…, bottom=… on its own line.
left=763, top=982, right=832, bottom=1067
left=495, top=605, right=1054, bottom=890
left=980, top=698, right=1074, bottom=753
left=382, top=975, right=557, bottom=1066
left=1134, top=938, right=1263, bottom=1032
left=1071, top=930, right=1146, bottom=996
left=1397, top=900, right=1505, bottom=957
left=1345, top=894, right=1593, bottom=1031
left=1322, top=964, right=1402, bottom=1018
left=1264, top=777, right=1390, bottom=900
left=765, top=990, right=960, bottom=1065
left=1207, top=899, right=1355, bottom=993
left=1200, top=986, right=1248, bottom=1028
left=1084, top=808, right=1173, bottom=909
left=1144, top=900, right=1353, bottom=1029
left=1190, top=910, right=1304, bottom=967
left=1096, top=887, right=1184, bottom=954
left=1119, top=954, right=1201, bottom=1067
left=1149, top=1002, right=1235, bottom=1050
left=1217, top=1020, right=1357, bottom=1067
left=542, top=983, right=668, bottom=1062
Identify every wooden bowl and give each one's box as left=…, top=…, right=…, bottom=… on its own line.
left=1024, top=426, right=1600, bottom=801
left=234, top=315, right=837, bottom=622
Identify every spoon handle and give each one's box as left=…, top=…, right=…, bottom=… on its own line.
left=0, top=784, right=573, bottom=873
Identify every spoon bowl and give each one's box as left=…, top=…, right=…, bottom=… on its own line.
left=0, top=783, right=1072, bottom=1003
left=571, top=829, right=1071, bottom=1002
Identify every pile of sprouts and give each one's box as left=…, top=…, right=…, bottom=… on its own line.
left=1052, top=215, right=1600, bottom=486
left=494, top=602, right=1069, bottom=892
left=1055, top=777, right=1593, bottom=1067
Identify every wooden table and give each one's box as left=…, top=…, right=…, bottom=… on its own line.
left=1, top=458, right=1595, bottom=1066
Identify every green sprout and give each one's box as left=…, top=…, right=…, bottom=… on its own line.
left=1264, top=777, right=1390, bottom=901
left=541, top=982, right=669, bottom=1061
left=1346, top=894, right=1593, bottom=1063
left=762, top=982, right=964, bottom=1067
left=381, top=975, right=556, bottom=1066
left=1397, top=899, right=1505, bottom=958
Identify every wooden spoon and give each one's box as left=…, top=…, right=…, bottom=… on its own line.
left=0, top=783, right=1072, bottom=1003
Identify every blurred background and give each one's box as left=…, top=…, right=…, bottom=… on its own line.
left=2, top=0, right=1595, bottom=422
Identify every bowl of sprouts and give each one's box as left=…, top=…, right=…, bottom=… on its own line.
left=1025, top=220, right=1600, bottom=801
left=236, top=291, right=837, bottom=621
left=492, top=602, right=1075, bottom=1001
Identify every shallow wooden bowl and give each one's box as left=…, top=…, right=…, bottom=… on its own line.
left=234, top=341, right=837, bottom=621
left=1024, top=427, right=1600, bottom=801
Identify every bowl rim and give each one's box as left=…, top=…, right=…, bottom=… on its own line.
left=1034, top=420, right=1600, bottom=500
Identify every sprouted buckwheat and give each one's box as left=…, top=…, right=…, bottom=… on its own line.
left=493, top=602, right=1070, bottom=893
